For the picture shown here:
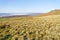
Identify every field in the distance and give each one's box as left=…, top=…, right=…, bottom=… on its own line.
left=0, top=10, right=60, bottom=40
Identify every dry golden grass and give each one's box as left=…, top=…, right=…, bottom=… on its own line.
left=0, top=10, right=60, bottom=40
left=0, top=14, right=60, bottom=40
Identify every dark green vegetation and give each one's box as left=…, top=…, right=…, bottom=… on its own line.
left=0, top=34, right=12, bottom=40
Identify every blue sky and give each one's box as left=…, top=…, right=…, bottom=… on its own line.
left=0, top=0, right=60, bottom=15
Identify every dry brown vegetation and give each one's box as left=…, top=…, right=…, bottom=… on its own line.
left=37, top=9, right=60, bottom=16
left=0, top=10, right=60, bottom=40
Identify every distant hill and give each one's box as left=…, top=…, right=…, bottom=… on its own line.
left=28, top=13, right=43, bottom=15
left=0, top=9, right=60, bottom=17
left=0, top=13, right=12, bottom=17
left=0, top=13, right=43, bottom=18
left=48, top=9, right=60, bottom=15
left=38, top=9, right=60, bottom=16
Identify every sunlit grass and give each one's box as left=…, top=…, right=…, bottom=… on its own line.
left=0, top=15, right=60, bottom=40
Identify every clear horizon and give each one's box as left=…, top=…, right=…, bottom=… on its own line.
left=0, top=0, right=60, bottom=15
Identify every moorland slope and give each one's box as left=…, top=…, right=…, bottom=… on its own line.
left=0, top=10, right=60, bottom=40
